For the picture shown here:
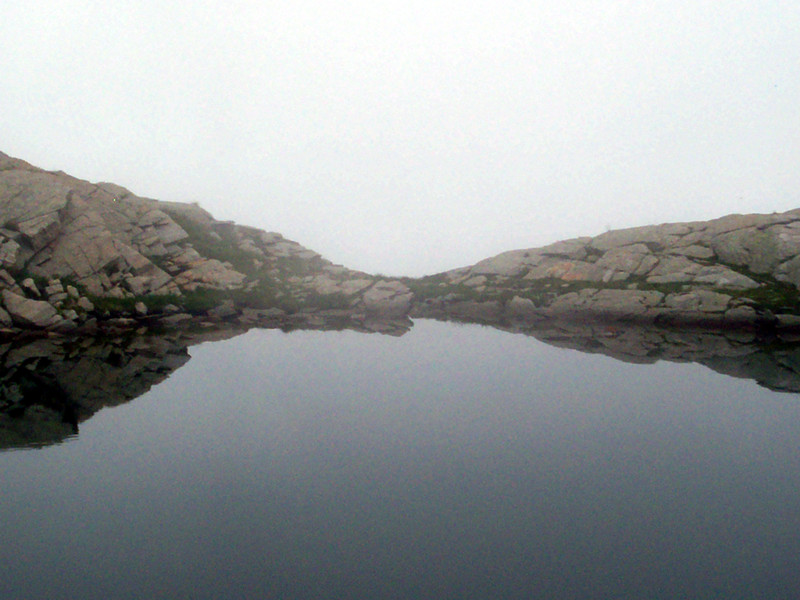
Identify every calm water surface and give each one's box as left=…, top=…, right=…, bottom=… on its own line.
left=3, top=320, right=800, bottom=599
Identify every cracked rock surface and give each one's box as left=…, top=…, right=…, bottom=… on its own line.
left=411, top=210, right=800, bottom=328
left=0, top=152, right=411, bottom=329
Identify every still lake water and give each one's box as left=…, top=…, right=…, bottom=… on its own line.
left=3, top=319, right=800, bottom=599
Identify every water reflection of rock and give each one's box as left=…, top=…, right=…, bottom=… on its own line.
left=0, top=317, right=414, bottom=451
left=463, top=317, right=800, bottom=394
left=5, top=315, right=800, bottom=451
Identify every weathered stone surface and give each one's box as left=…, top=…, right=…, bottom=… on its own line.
left=62, top=308, right=79, bottom=321
left=44, top=281, right=63, bottom=295
left=545, top=289, right=664, bottom=320
left=4, top=150, right=800, bottom=331
left=0, top=237, right=20, bottom=267
left=506, top=295, right=538, bottom=318
left=589, top=289, right=665, bottom=315
left=775, top=255, right=800, bottom=287
left=776, top=314, right=800, bottom=328
left=524, top=260, right=606, bottom=282
left=589, top=222, right=694, bottom=252
left=20, top=278, right=40, bottom=297
left=595, top=245, right=659, bottom=278
left=470, top=250, right=533, bottom=276
left=463, top=275, right=488, bottom=287
left=1, top=290, right=62, bottom=328
left=663, top=290, right=732, bottom=313
left=207, top=300, right=237, bottom=319
left=362, top=280, right=413, bottom=316
left=173, top=259, right=246, bottom=290
left=307, top=275, right=371, bottom=296
left=161, top=313, right=192, bottom=326
left=666, top=244, right=715, bottom=260
left=77, top=296, right=95, bottom=312
left=538, top=237, right=591, bottom=259
left=709, top=228, right=781, bottom=274
left=724, top=305, right=759, bottom=323
left=0, top=168, right=70, bottom=247
left=416, top=206, right=800, bottom=328
left=338, top=278, right=373, bottom=295
left=692, top=266, right=759, bottom=289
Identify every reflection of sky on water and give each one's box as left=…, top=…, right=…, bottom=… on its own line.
left=2, top=320, right=800, bottom=599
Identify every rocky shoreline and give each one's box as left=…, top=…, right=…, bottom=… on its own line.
left=0, top=151, right=413, bottom=335
left=3, top=150, right=800, bottom=334
left=6, top=150, right=800, bottom=450
left=408, top=211, right=800, bottom=332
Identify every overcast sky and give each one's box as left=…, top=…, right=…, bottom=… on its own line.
left=2, top=2, right=798, bottom=276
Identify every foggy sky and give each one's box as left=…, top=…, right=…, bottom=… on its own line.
left=2, top=1, right=798, bottom=276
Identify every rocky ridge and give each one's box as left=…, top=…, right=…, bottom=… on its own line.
left=0, top=151, right=412, bottom=332
left=410, top=210, right=800, bottom=329
left=4, top=150, right=800, bottom=333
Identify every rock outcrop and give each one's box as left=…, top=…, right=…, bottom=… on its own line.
left=410, top=211, right=800, bottom=329
left=0, top=151, right=411, bottom=330
left=4, top=150, right=800, bottom=332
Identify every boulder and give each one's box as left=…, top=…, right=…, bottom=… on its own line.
left=505, top=296, right=539, bottom=318
left=362, top=280, right=413, bottom=316
left=1, top=290, right=62, bottom=328
left=77, top=296, right=95, bottom=312
left=471, top=250, right=531, bottom=276
left=594, top=244, right=659, bottom=278
left=709, top=228, right=781, bottom=274
left=664, top=290, right=732, bottom=313
left=21, top=277, right=40, bottom=297
left=207, top=300, right=238, bottom=320
left=0, top=237, right=20, bottom=267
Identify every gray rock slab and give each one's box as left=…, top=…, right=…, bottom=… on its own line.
left=538, top=237, right=591, bottom=260
left=664, top=290, right=732, bottom=313
left=693, top=266, right=759, bottom=289
left=589, top=222, right=694, bottom=252
left=1, top=290, right=62, bottom=328
left=471, top=250, right=531, bottom=276
left=362, top=280, right=413, bottom=316
left=505, top=295, right=539, bottom=318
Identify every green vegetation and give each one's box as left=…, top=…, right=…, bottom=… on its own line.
left=159, top=209, right=258, bottom=275
left=86, top=281, right=354, bottom=318
left=406, top=265, right=800, bottom=316
left=710, top=261, right=800, bottom=313
left=407, top=274, right=608, bottom=308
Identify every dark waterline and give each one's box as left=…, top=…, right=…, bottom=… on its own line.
left=3, top=320, right=800, bottom=599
